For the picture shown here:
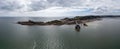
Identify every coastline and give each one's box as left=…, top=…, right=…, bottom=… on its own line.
left=17, top=15, right=120, bottom=26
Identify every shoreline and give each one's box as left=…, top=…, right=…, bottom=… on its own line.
left=17, top=15, right=120, bottom=26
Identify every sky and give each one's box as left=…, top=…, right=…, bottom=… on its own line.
left=0, top=0, right=120, bottom=17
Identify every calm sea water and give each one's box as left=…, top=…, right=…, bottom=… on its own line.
left=0, top=17, right=120, bottom=49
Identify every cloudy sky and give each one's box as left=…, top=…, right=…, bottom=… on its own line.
left=0, top=0, right=120, bottom=17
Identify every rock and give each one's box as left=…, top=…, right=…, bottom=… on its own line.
left=46, top=20, right=64, bottom=25
left=17, top=15, right=109, bottom=26
left=17, top=20, right=45, bottom=25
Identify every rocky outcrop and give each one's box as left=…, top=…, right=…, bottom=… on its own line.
left=18, top=20, right=45, bottom=25
left=18, top=15, right=119, bottom=26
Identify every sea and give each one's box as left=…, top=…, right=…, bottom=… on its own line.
left=0, top=17, right=120, bottom=49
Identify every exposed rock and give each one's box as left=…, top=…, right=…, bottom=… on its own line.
left=46, top=20, right=64, bottom=25
left=18, top=20, right=45, bottom=25
left=17, top=15, right=120, bottom=26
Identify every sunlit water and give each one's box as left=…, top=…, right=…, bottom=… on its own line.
left=0, top=17, right=120, bottom=49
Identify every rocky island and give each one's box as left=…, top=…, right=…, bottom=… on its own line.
left=17, top=15, right=120, bottom=26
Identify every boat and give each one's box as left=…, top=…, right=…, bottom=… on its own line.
left=75, top=25, right=81, bottom=29
left=75, top=21, right=81, bottom=32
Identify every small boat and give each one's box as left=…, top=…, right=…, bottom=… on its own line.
left=75, top=21, right=81, bottom=32
left=75, top=25, right=81, bottom=32
left=75, top=25, right=80, bottom=29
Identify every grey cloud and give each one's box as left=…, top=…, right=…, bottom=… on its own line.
left=28, top=0, right=84, bottom=11
left=29, top=0, right=49, bottom=11
left=0, top=0, right=120, bottom=15
left=0, top=0, right=23, bottom=12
